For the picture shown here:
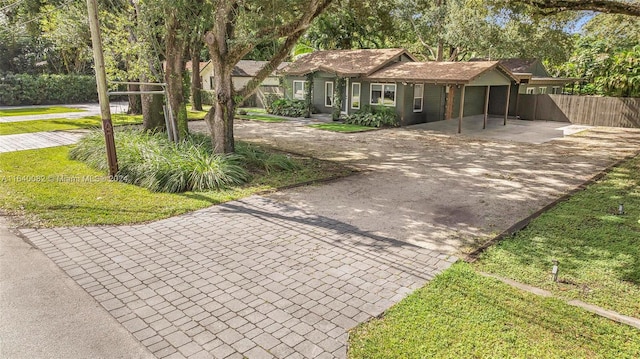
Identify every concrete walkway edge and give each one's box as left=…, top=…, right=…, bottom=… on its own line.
left=479, top=272, right=640, bottom=330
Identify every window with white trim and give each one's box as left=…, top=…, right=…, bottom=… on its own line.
left=526, top=87, right=535, bottom=94
left=370, top=83, right=396, bottom=106
left=538, top=87, right=547, bottom=94
left=351, top=83, right=361, bottom=109
left=413, top=84, right=424, bottom=112
left=325, top=81, right=334, bottom=107
left=293, top=80, right=308, bottom=100
left=552, top=86, right=561, bottom=94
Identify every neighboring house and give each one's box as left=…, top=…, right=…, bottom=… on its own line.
left=283, top=48, right=518, bottom=127
left=187, top=60, right=289, bottom=107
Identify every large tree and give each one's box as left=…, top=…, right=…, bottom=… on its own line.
left=394, top=0, right=575, bottom=64
left=204, top=0, right=333, bottom=154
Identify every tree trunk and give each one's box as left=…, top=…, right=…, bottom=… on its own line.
left=141, top=83, right=165, bottom=131
left=164, top=12, right=188, bottom=139
left=205, top=61, right=235, bottom=154
left=127, top=83, right=142, bottom=115
left=436, top=41, right=444, bottom=62
left=190, top=47, right=203, bottom=111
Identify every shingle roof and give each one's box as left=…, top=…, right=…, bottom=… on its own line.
left=283, top=48, right=415, bottom=76
left=185, top=61, right=211, bottom=73
left=232, top=60, right=290, bottom=77
left=496, top=58, right=538, bottom=73
left=365, top=61, right=516, bottom=84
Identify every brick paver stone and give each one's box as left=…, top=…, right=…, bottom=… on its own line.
left=21, top=196, right=455, bottom=358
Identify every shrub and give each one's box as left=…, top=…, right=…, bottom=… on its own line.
left=200, top=90, right=216, bottom=106
left=267, top=98, right=307, bottom=117
left=263, top=93, right=282, bottom=112
left=70, top=129, right=300, bottom=193
left=237, top=109, right=247, bottom=115
left=343, top=105, right=399, bottom=128
left=235, top=142, right=300, bottom=174
left=0, top=73, right=97, bottom=105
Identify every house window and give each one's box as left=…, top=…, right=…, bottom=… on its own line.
left=538, top=87, right=547, bottom=94
left=351, top=83, right=361, bottom=109
left=209, top=76, right=214, bottom=90
left=526, top=87, right=535, bottom=94
left=293, top=80, right=308, bottom=100
left=370, top=83, right=396, bottom=106
left=552, top=86, right=561, bottom=94
left=325, top=81, right=334, bottom=107
left=413, top=84, right=424, bottom=112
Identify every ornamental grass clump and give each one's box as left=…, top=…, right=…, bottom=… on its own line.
left=70, top=130, right=274, bottom=193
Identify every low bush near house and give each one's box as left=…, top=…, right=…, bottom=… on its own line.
left=343, top=105, right=398, bottom=128
left=70, top=130, right=300, bottom=193
left=267, top=98, right=307, bottom=117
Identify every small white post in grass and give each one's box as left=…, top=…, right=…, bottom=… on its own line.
left=618, top=203, right=625, bottom=215
left=552, top=259, right=559, bottom=282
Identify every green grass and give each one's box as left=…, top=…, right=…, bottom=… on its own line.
left=239, top=107, right=266, bottom=114
left=308, top=123, right=376, bottom=133
left=236, top=114, right=287, bottom=123
left=0, top=107, right=211, bottom=135
left=0, top=114, right=142, bottom=135
left=0, top=143, right=350, bottom=227
left=349, top=262, right=640, bottom=359
left=0, top=106, right=85, bottom=117
left=476, top=155, right=640, bottom=318
left=186, top=104, right=212, bottom=120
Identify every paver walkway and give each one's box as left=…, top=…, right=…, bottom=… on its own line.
left=0, top=130, right=86, bottom=153
left=20, top=196, right=454, bottom=358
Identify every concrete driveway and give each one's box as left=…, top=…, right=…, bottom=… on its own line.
left=191, top=117, right=640, bottom=254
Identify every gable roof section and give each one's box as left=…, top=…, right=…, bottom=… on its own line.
left=185, top=61, right=211, bottom=74
left=496, top=58, right=538, bottom=73
left=365, top=61, right=518, bottom=84
left=232, top=60, right=290, bottom=77
left=283, top=48, right=416, bottom=77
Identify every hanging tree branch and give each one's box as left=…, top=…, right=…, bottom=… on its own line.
left=514, top=0, right=640, bottom=17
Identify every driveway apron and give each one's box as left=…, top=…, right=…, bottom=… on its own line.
left=20, top=196, right=454, bottom=358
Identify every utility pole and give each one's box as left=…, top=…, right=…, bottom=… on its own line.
left=86, top=0, right=118, bottom=177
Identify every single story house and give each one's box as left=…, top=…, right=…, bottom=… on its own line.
left=187, top=60, right=289, bottom=107
left=283, top=48, right=518, bottom=130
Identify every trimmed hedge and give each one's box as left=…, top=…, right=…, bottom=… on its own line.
left=0, top=73, right=98, bottom=106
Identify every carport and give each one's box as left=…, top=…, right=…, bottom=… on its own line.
left=367, top=61, right=519, bottom=133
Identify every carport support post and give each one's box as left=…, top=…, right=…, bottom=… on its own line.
left=458, top=85, right=466, bottom=134
left=483, top=85, right=490, bottom=129
left=504, top=84, right=511, bottom=126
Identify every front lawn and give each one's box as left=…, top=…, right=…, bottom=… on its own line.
left=349, top=263, right=640, bottom=358
left=0, top=109, right=210, bottom=135
left=186, top=104, right=211, bottom=120
left=0, top=144, right=350, bottom=227
left=475, top=155, right=640, bottom=318
left=0, top=114, right=142, bottom=135
left=308, top=123, right=376, bottom=133
left=0, top=106, right=84, bottom=117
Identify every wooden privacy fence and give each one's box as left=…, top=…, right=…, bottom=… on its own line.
left=517, top=94, right=640, bottom=128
